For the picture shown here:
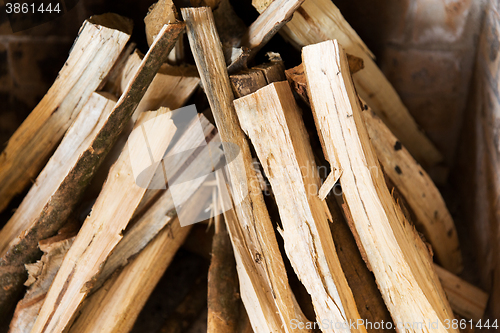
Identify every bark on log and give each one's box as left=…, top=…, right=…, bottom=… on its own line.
left=0, top=14, right=132, bottom=213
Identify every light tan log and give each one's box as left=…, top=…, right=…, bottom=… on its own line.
left=234, top=81, right=366, bottom=333
left=30, top=108, right=176, bottom=333
left=253, top=0, right=442, bottom=168
left=434, top=264, right=489, bottom=322
left=145, top=0, right=178, bottom=46
left=182, top=7, right=310, bottom=333
left=303, top=40, right=456, bottom=333
left=285, top=61, right=463, bottom=275
left=362, top=107, right=463, bottom=274
left=9, top=226, right=77, bottom=333
left=0, top=14, right=132, bottom=213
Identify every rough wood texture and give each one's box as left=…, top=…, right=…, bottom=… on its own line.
left=362, top=106, right=462, bottom=274
left=234, top=81, right=366, bottom=333
left=120, top=50, right=200, bottom=116
left=253, top=0, right=442, bottom=168
left=303, top=40, right=456, bottom=332
left=69, top=217, right=191, bottom=333
left=9, top=224, right=77, bottom=333
left=241, top=0, right=305, bottom=59
left=207, top=218, right=240, bottom=333
left=0, top=14, right=132, bottom=213
left=0, top=93, right=116, bottom=319
left=145, top=0, right=178, bottom=46
left=30, top=107, right=176, bottom=333
left=285, top=62, right=463, bottom=274
left=434, top=264, right=489, bottom=322
left=182, top=7, right=309, bottom=332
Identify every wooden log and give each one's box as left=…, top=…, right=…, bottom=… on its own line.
left=144, top=0, right=178, bottom=47
left=207, top=216, right=240, bottom=333
left=0, top=14, right=132, bottom=213
left=361, top=106, right=462, bottom=273
left=241, top=0, right=305, bottom=60
left=69, top=217, right=191, bottom=333
left=234, top=81, right=366, bottom=333
left=30, top=106, right=177, bottom=333
left=120, top=50, right=200, bottom=115
left=181, top=7, right=310, bottom=332
left=434, top=264, right=489, bottom=322
left=253, top=0, right=443, bottom=168
left=9, top=224, right=77, bottom=333
left=0, top=92, right=116, bottom=318
left=285, top=62, right=463, bottom=274
left=302, top=40, right=456, bottom=332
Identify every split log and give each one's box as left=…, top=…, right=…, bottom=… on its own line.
left=9, top=223, right=78, bottom=333
left=302, top=40, right=456, bottom=332
left=253, top=0, right=443, bottom=168
left=120, top=50, right=200, bottom=115
left=240, top=0, right=305, bottom=60
left=361, top=107, right=462, bottom=273
left=285, top=62, right=463, bottom=274
left=92, top=115, right=220, bottom=291
left=0, top=92, right=116, bottom=318
left=30, top=106, right=177, bottom=333
left=145, top=0, right=178, bottom=47
left=234, top=81, right=366, bottom=333
left=69, top=216, right=191, bottom=333
left=0, top=14, right=132, bottom=213
left=182, top=7, right=310, bottom=332
left=434, top=264, right=489, bottom=322
left=207, top=216, right=240, bottom=333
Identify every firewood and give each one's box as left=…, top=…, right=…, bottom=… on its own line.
left=434, top=264, right=489, bottom=322
left=207, top=216, right=240, bottom=333
left=0, top=14, right=132, bottom=213
left=240, top=0, right=305, bottom=60
left=252, top=54, right=286, bottom=83
left=145, top=0, right=178, bottom=47
left=234, top=81, right=366, bottom=333
left=0, top=92, right=116, bottom=318
left=69, top=217, right=191, bottom=333
left=9, top=224, right=77, bottom=333
left=302, top=40, right=456, bottom=332
left=361, top=106, right=462, bottom=273
left=230, top=69, right=267, bottom=98
left=30, top=107, right=177, bottom=333
left=181, top=7, right=310, bottom=332
left=285, top=62, right=463, bottom=275
left=253, top=0, right=443, bottom=168
left=92, top=115, right=220, bottom=291
left=120, top=50, right=199, bottom=114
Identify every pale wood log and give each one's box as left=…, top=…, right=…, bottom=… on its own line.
left=253, top=0, right=442, bottom=168
left=69, top=217, right=191, bottom=333
left=145, top=0, right=178, bottom=46
left=182, top=7, right=309, bottom=332
left=285, top=61, right=463, bottom=275
left=0, top=92, right=116, bottom=318
left=362, top=107, right=462, bottom=273
left=234, top=81, right=366, bottom=333
left=0, top=14, right=132, bottom=213
left=241, top=0, right=305, bottom=60
left=8, top=223, right=77, bottom=333
left=303, top=40, right=456, bottom=333
left=30, top=107, right=176, bottom=333
left=434, top=264, right=489, bottom=322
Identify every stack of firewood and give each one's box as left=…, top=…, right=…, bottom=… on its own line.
left=0, top=0, right=492, bottom=332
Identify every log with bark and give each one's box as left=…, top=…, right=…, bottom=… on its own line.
left=0, top=14, right=132, bottom=213
left=182, top=7, right=310, bottom=332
